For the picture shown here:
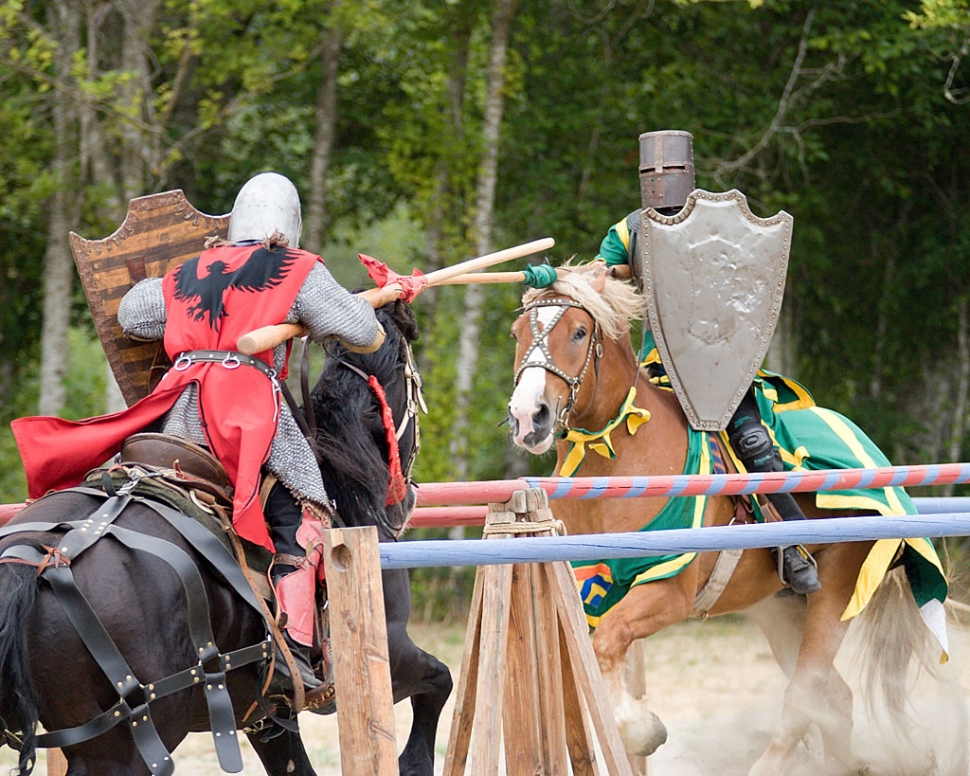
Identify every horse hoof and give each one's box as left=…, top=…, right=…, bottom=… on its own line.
left=616, top=697, right=667, bottom=756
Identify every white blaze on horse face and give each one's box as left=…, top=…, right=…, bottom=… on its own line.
left=509, top=305, right=559, bottom=453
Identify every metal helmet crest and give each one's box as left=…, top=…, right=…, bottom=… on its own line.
left=227, top=172, right=303, bottom=247
left=639, top=130, right=695, bottom=214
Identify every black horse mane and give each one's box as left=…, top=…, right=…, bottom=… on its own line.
left=308, top=299, right=420, bottom=540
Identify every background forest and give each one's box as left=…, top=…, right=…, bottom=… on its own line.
left=2, top=0, right=970, bottom=608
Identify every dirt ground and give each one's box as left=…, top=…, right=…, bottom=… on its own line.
left=5, top=611, right=969, bottom=775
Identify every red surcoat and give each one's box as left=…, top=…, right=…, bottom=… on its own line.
left=13, top=244, right=320, bottom=550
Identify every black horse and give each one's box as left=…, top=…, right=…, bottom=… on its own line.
left=0, top=300, right=451, bottom=776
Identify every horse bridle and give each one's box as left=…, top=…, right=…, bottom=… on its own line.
left=514, top=297, right=602, bottom=428
left=340, top=336, right=426, bottom=484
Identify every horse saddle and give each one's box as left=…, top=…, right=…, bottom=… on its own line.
left=119, top=432, right=233, bottom=505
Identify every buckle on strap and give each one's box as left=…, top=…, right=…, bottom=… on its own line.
left=172, top=350, right=278, bottom=384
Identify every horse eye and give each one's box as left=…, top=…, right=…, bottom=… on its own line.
left=573, top=327, right=588, bottom=342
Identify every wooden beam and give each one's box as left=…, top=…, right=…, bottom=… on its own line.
left=323, top=527, right=398, bottom=776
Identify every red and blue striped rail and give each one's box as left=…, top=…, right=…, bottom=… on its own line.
left=413, top=462, right=970, bottom=507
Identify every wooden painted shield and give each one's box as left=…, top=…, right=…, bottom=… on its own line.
left=70, top=190, right=229, bottom=406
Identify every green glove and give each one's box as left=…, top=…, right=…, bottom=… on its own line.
left=521, top=263, right=558, bottom=288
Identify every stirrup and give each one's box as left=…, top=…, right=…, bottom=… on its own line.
left=776, top=545, right=821, bottom=595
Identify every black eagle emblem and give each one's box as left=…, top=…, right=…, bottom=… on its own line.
left=172, top=247, right=298, bottom=331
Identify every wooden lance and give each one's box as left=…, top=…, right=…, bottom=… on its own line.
left=236, top=237, right=555, bottom=355
left=434, top=259, right=634, bottom=287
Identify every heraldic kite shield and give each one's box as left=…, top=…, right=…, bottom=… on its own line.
left=70, top=191, right=229, bottom=406
left=640, top=189, right=793, bottom=431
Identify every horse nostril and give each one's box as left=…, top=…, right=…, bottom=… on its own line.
left=507, top=410, right=519, bottom=437
left=533, top=403, right=551, bottom=430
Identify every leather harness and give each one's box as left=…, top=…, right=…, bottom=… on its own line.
left=0, top=470, right=277, bottom=775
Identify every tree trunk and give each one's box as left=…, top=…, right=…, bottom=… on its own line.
left=304, top=17, right=342, bottom=254
left=38, top=1, right=81, bottom=416
left=944, top=295, right=970, bottom=495
left=419, top=5, right=474, bottom=349
left=449, top=0, right=520, bottom=485
left=115, top=0, right=163, bottom=201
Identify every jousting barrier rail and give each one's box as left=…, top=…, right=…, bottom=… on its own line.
left=3, top=462, right=969, bottom=530
left=386, top=511, right=970, bottom=569
left=340, top=480, right=970, bottom=776
left=407, top=461, right=970, bottom=527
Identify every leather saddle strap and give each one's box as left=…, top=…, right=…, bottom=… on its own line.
left=5, top=491, right=242, bottom=773
left=129, top=493, right=266, bottom=615
left=691, top=547, right=743, bottom=619
left=224, top=516, right=305, bottom=712
left=130, top=495, right=313, bottom=710
left=4, top=488, right=267, bottom=619
left=3, top=543, right=174, bottom=776
left=103, top=524, right=242, bottom=772
left=2, top=489, right=268, bottom=768
left=36, top=641, right=271, bottom=750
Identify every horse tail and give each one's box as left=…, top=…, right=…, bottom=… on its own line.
left=855, top=568, right=931, bottom=719
left=0, top=562, right=40, bottom=774
left=853, top=565, right=968, bottom=770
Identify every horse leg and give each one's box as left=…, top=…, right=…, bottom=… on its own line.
left=747, top=541, right=872, bottom=776
left=745, top=592, right=807, bottom=679
left=383, top=569, right=453, bottom=776
left=247, top=723, right=318, bottom=776
left=592, top=567, right=699, bottom=756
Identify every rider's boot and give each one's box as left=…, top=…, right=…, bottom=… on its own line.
left=727, top=390, right=821, bottom=595
left=271, top=564, right=324, bottom=692
left=265, top=482, right=335, bottom=710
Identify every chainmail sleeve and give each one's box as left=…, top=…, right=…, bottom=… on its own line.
left=289, top=263, right=381, bottom=350
left=117, top=277, right=166, bottom=341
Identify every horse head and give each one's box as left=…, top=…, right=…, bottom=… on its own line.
left=507, top=264, right=645, bottom=454
left=309, top=299, right=423, bottom=541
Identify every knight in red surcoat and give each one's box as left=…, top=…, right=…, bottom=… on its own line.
left=13, top=172, right=387, bottom=700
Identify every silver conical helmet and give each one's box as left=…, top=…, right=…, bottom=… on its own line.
left=227, top=172, right=303, bottom=247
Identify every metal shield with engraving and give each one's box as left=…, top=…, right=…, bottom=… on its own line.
left=70, top=190, right=230, bottom=407
left=640, top=189, right=792, bottom=431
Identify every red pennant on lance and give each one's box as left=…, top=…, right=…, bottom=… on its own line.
left=358, top=253, right=429, bottom=303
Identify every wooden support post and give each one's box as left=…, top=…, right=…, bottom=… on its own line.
left=442, top=489, right=635, bottom=776
left=323, top=526, right=398, bottom=776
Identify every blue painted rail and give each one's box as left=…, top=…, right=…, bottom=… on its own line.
left=381, top=511, right=970, bottom=569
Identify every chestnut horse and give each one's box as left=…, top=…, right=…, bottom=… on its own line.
left=506, top=266, right=963, bottom=775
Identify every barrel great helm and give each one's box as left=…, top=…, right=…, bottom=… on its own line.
left=226, top=172, right=303, bottom=248
left=638, top=130, right=695, bottom=214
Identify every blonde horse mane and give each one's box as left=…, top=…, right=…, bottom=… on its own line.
left=521, top=262, right=643, bottom=342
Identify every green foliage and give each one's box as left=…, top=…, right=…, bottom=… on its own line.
left=5, top=0, right=970, bottom=597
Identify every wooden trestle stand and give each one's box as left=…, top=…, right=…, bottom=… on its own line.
left=442, top=488, right=645, bottom=776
